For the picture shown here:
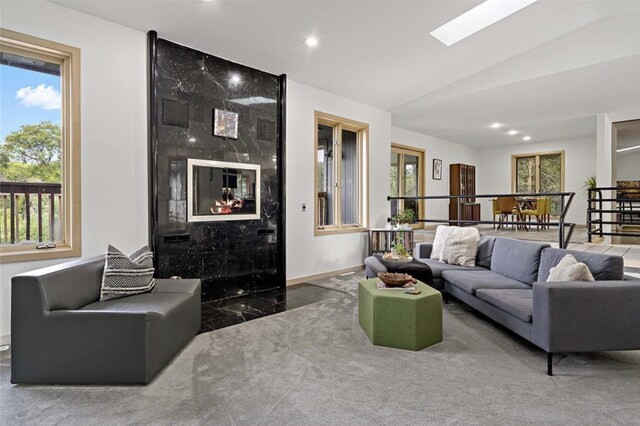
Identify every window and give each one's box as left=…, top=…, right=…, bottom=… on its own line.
left=314, top=111, right=368, bottom=234
left=512, top=151, right=564, bottom=215
left=390, top=144, right=424, bottom=229
left=0, top=29, right=81, bottom=263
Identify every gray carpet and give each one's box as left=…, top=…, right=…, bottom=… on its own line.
left=307, top=272, right=360, bottom=296
left=2, top=272, right=640, bottom=425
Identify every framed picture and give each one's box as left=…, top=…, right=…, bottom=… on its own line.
left=433, top=159, right=442, bottom=180
left=213, top=109, right=238, bottom=139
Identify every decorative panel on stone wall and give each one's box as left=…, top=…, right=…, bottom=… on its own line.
left=148, top=32, right=286, bottom=301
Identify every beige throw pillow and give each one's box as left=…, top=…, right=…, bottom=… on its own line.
left=430, top=225, right=453, bottom=260
left=547, top=254, right=595, bottom=282
left=441, top=227, right=480, bottom=267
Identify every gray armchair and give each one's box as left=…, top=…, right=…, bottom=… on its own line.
left=11, top=256, right=201, bottom=385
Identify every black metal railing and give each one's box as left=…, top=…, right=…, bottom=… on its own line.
left=387, top=191, right=576, bottom=248
left=0, top=182, right=62, bottom=245
left=587, top=186, right=640, bottom=242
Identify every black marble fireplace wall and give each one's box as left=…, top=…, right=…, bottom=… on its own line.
left=148, top=32, right=286, bottom=301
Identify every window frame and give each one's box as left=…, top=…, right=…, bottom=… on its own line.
left=314, top=111, right=369, bottom=236
left=511, top=150, right=565, bottom=195
left=0, top=28, right=81, bottom=263
left=391, top=143, right=425, bottom=230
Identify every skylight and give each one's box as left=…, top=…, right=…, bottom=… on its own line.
left=617, top=145, right=640, bottom=153
left=430, top=0, right=539, bottom=46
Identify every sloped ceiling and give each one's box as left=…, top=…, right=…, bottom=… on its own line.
left=48, top=0, right=640, bottom=146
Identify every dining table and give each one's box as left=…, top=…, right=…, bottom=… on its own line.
left=515, top=198, right=539, bottom=231
left=517, top=197, right=538, bottom=211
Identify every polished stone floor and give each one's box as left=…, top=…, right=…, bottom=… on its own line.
left=200, top=284, right=347, bottom=333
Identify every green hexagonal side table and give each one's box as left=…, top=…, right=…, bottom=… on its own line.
left=359, top=278, right=443, bottom=351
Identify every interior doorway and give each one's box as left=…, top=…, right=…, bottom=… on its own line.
left=615, top=119, right=640, bottom=182
left=613, top=119, right=640, bottom=242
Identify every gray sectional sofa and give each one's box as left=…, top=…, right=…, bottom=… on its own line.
left=11, top=256, right=201, bottom=385
left=365, top=236, right=640, bottom=375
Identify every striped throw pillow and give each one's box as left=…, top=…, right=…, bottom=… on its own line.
left=100, top=245, right=156, bottom=302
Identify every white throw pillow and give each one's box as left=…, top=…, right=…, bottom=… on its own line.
left=430, top=225, right=453, bottom=260
left=441, top=227, right=480, bottom=267
left=547, top=254, right=595, bottom=282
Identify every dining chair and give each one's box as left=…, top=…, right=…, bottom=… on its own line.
left=543, top=197, right=552, bottom=229
left=496, top=196, right=518, bottom=230
left=492, top=199, right=501, bottom=229
left=522, top=198, right=545, bottom=231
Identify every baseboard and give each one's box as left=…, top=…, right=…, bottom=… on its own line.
left=0, top=334, right=10, bottom=346
left=287, top=265, right=364, bottom=286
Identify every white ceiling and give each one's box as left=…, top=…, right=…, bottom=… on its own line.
left=50, top=0, right=640, bottom=147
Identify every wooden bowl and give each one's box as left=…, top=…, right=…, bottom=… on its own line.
left=377, top=272, right=417, bottom=287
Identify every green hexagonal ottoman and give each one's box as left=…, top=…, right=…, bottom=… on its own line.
left=358, top=278, right=443, bottom=351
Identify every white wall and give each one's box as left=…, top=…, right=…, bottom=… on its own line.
left=617, top=150, right=640, bottom=181
left=0, top=0, right=148, bottom=341
left=391, top=127, right=479, bottom=223
left=477, top=137, right=596, bottom=225
left=596, top=114, right=616, bottom=189
left=286, top=80, right=391, bottom=281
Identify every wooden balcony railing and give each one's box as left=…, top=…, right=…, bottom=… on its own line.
left=0, top=182, right=62, bottom=245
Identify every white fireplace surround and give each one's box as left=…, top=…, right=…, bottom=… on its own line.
left=187, top=158, right=261, bottom=222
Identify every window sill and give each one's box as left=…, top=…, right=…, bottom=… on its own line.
left=0, top=244, right=81, bottom=264
left=314, top=227, right=369, bottom=236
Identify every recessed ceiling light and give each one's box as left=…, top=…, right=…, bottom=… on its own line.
left=230, top=74, right=241, bottom=83
left=304, top=37, right=319, bottom=47
left=508, top=130, right=519, bottom=135
left=523, top=136, right=531, bottom=141
left=430, top=0, right=539, bottom=46
left=490, top=122, right=502, bottom=129
left=188, top=137, right=196, bottom=143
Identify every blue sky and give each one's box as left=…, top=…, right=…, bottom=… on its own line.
left=1, top=64, right=61, bottom=140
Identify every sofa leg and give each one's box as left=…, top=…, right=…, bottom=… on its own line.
left=547, top=353, right=553, bottom=376
left=443, top=292, right=449, bottom=304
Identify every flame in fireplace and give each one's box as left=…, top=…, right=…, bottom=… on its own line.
left=210, top=198, right=244, bottom=215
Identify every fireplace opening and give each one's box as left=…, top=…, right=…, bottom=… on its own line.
left=187, top=159, right=261, bottom=222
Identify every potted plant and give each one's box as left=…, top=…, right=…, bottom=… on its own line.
left=583, top=176, right=597, bottom=234
left=583, top=176, right=597, bottom=199
left=390, top=209, right=415, bottom=230
left=387, top=235, right=412, bottom=262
